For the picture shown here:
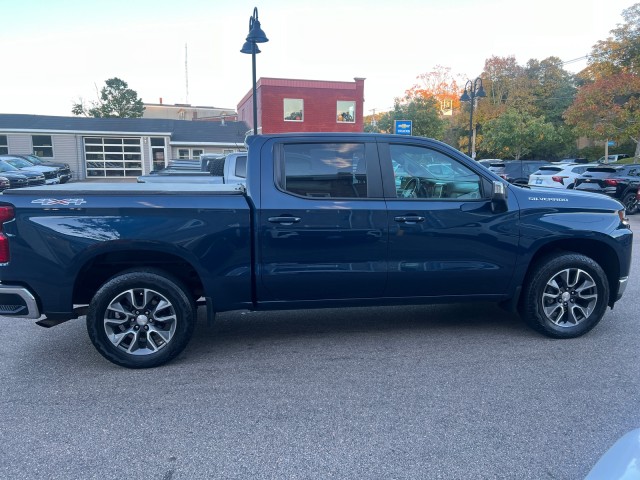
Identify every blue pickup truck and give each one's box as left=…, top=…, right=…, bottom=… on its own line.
left=0, top=133, right=632, bottom=368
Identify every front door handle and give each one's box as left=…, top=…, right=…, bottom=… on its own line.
left=268, top=216, right=302, bottom=225
left=394, top=215, right=425, bottom=223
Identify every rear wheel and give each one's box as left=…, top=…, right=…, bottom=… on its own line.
left=521, top=253, right=609, bottom=338
left=621, top=191, right=638, bottom=215
left=87, top=270, right=196, bottom=368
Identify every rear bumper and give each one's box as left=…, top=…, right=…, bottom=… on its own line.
left=0, top=284, right=40, bottom=318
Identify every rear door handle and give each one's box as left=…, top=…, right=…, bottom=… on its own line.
left=268, top=216, right=302, bottom=225
left=394, top=216, right=425, bottom=223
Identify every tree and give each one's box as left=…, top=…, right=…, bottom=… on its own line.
left=564, top=73, right=640, bottom=156
left=482, top=108, right=558, bottom=160
left=72, top=78, right=145, bottom=118
left=584, top=3, right=640, bottom=79
left=407, top=65, right=463, bottom=115
left=377, top=94, right=445, bottom=139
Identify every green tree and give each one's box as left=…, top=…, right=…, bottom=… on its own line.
left=482, top=108, right=558, bottom=160
left=72, top=77, right=145, bottom=118
left=377, top=94, right=445, bottom=139
left=585, top=3, right=640, bottom=79
left=564, top=73, right=640, bottom=156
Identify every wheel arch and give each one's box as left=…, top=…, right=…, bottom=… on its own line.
left=72, top=245, right=206, bottom=307
left=519, top=238, right=620, bottom=308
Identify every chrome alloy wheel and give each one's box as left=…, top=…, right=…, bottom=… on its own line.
left=541, top=268, right=598, bottom=327
left=103, top=288, right=177, bottom=355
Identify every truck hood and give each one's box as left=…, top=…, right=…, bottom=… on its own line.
left=510, top=184, right=625, bottom=212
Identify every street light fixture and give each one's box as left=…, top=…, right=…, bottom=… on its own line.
left=459, top=77, right=486, bottom=158
left=240, top=7, right=269, bottom=136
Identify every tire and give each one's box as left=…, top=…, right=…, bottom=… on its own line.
left=208, top=157, right=226, bottom=177
left=87, top=270, right=196, bottom=368
left=621, top=191, right=638, bottom=215
left=521, top=253, right=609, bottom=338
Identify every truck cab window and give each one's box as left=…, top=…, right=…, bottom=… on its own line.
left=390, top=144, right=482, bottom=200
left=282, top=143, right=368, bottom=198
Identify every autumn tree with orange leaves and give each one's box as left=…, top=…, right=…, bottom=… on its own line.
left=566, top=3, right=640, bottom=157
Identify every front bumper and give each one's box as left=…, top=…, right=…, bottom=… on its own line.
left=0, top=285, right=40, bottom=318
left=616, top=276, right=629, bottom=302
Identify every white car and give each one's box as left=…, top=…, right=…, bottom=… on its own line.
left=528, top=164, right=591, bottom=189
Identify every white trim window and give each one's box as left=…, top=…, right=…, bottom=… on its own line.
left=84, top=137, right=142, bottom=177
left=284, top=99, right=304, bottom=122
left=178, top=149, right=190, bottom=159
left=337, top=101, right=356, bottom=123
left=0, top=135, right=7, bottom=155
left=32, top=135, right=53, bottom=157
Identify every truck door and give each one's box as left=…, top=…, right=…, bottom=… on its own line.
left=381, top=141, right=519, bottom=298
left=258, top=140, right=388, bottom=302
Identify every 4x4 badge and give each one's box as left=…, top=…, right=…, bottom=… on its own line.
left=31, top=198, right=87, bottom=206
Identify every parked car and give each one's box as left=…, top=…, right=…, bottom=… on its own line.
left=598, top=154, right=631, bottom=164
left=9, top=154, right=72, bottom=183
left=553, top=157, right=589, bottom=164
left=0, top=163, right=30, bottom=189
left=487, top=160, right=549, bottom=185
left=0, top=155, right=59, bottom=184
left=0, top=160, right=45, bottom=186
left=574, top=164, right=640, bottom=214
left=528, top=164, right=591, bottom=189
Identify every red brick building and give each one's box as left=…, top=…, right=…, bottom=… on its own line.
left=237, top=77, right=365, bottom=134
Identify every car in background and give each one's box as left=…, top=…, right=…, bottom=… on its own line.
left=574, top=164, right=640, bottom=214
left=0, top=161, right=45, bottom=187
left=528, top=164, right=591, bottom=189
left=0, top=155, right=59, bottom=184
left=487, top=160, right=549, bottom=185
left=553, top=157, right=589, bottom=164
left=9, top=154, right=72, bottom=183
left=598, top=153, right=631, bottom=164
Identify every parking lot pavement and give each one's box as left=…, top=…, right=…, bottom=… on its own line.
left=0, top=216, right=639, bottom=479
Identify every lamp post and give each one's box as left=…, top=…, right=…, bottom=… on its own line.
left=240, top=7, right=269, bottom=135
left=459, top=77, right=486, bottom=158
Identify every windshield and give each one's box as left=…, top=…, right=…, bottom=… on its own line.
left=0, top=161, right=20, bottom=172
left=4, top=158, right=33, bottom=168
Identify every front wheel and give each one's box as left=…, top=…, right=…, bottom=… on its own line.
left=87, top=270, right=196, bottom=368
left=521, top=253, right=609, bottom=338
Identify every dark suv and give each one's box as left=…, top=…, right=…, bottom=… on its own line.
left=487, top=160, right=549, bottom=185
left=574, top=164, right=640, bottom=214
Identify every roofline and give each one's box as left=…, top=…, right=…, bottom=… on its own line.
left=0, top=128, right=173, bottom=136
left=169, top=141, right=245, bottom=146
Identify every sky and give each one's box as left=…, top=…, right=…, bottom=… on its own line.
left=0, top=0, right=635, bottom=117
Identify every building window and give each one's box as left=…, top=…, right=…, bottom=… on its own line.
left=281, top=143, right=368, bottom=198
left=32, top=135, right=53, bottom=157
left=336, top=101, right=356, bottom=123
left=178, top=149, right=190, bottom=159
left=192, top=149, right=204, bottom=159
left=84, top=137, right=142, bottom=177
left=0, top=135, right=7, bottom=155
left=284, top=99, right=304, bottom=121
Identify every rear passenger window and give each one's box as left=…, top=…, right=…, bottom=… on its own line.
left=281, top=143, right=367, bottom=198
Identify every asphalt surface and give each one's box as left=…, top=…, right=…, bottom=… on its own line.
left=1, top=218, right=639, bottom=480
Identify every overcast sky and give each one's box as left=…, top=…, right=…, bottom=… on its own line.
left=0, top=0, right=634, bottom=117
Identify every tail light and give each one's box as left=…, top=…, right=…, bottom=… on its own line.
left=0, top=205, right=15, bottom=263
left=637, top=189, right=640, bottom=201
left=552, top=176, right=567, bottom=185
left=604, top=179, right=620, bottom=186
left=499, top=174, right=508, bottom=180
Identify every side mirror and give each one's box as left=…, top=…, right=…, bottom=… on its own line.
left=491, top=180, right=508, bottom=213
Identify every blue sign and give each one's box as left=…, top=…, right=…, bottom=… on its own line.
left=394, top=120, right=412, bottom=135
left=607, top=140, right=616, bottom=147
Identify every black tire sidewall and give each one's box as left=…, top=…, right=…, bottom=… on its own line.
left=87, top=270, right=196, bottom=368
left=522, top=253, right=609, bottom=338
left=622, top=192, right=638, bottom=215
